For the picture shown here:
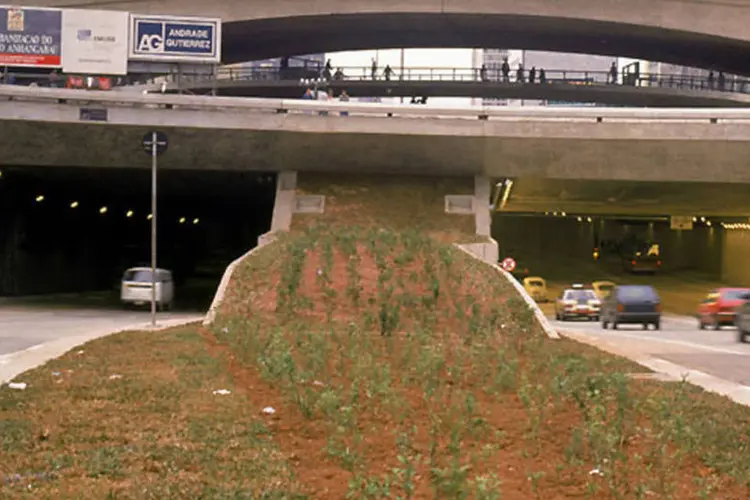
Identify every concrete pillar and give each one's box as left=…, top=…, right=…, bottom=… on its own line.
left=270, top=171, right=296, bottom=232
left=458, top=175, right=498, bottom=265
left=474, top=175, right=491, bottom=237
left=259, top=171, right=297, bottom=246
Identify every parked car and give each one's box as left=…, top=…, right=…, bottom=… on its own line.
left=697, top=288, right=750, bottom=330
left=735, top=295, right=750, bottom=342
left=555, top=284, right=601, bottom=321
left=591, top=280, right=616, bottom=301
left=601, top=285, right=661, bottom=330
left=523, top=276, right=549, bottom=302
left=121, top=267, right=174, bottom=310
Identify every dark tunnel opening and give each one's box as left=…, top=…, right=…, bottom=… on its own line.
left=0, top=167, right=277, bottom=311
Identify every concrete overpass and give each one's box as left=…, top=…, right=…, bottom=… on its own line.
left=4, top=86, right=750, bottom=186
left=168, top=78, right=750, bottom=108
left=20, top=0, right=750, bottom=75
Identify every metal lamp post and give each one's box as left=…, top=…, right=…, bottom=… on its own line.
left=141, top=131, right=169, bottom=327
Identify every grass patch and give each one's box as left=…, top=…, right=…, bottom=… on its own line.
left=4, top=225, right=750, bottom=497
left=0, top=327, right=303, bottom=498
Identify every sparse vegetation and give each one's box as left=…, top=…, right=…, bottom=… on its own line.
left=3, top=224, right=750, bottom=498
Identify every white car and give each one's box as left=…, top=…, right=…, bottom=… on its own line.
left=120, top=267, right=174, bottom=310
left=555, top=284, right=602, bottom=321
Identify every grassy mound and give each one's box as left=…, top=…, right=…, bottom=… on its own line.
left=4, top=226, right=750, bottom=497
left=291, top=173, right=484, bottom=243
left=209, top=225, right=750, bottom=498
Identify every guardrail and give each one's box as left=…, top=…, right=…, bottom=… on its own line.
left=195, top=66, right=750, bottom=94
left=3, top=84, right=750, bottom=123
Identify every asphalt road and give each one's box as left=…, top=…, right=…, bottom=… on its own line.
left=0, top=306, right=201, bottom=357
left=552, top=314, right=750, bottom=386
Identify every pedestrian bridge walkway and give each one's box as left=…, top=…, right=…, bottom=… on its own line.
left=151, top=66, right=750, bottom=108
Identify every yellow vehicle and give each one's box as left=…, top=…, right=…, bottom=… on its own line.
left=592, top=280, right=617, bottom=301
left=523, top=276, right=549, bottom=303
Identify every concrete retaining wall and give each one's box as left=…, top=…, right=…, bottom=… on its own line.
left=455, top=243, right=559, bottom=339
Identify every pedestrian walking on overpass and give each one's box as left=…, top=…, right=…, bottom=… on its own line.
left=501, top=58, right=510, bottom=82
left=718, top=71, right=726, bottom=91
left=371, top=58, right=378, bottom=80
left=708, top=71, right=715, bottom=89
left=529, top=66, right=537, bottom=84
left=516, top=63, right=525, bottom=83
left=480, top=64, right=488, bottom=82
left=384, top=65, right=394, bottom=81
left=609, top=61, right=617, bottom=84
left=539, top=68, right=547, bottom=84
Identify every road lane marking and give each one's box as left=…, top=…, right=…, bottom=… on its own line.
left=559, top=328, right=750, bottom=355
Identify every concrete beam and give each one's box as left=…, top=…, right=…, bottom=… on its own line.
left=18, top=0, right=750, bottom=48
left=3, top=110, right=750, bottom=183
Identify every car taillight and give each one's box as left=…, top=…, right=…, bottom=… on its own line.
left=631, top=260, right=637, bottom=266
left=657, top=260, right=661, bottom=266
left=616, top=304, right=624, bottom=312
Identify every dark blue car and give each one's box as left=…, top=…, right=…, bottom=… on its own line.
left=601, top=285, right=662, bottom=330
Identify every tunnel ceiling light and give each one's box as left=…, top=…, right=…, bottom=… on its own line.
left=179, top=217, right=186, bottom=224
left=99, top=206, right=108, bottom=214
left=193, top=218, right=200, bottom=225
left=35, top=195, right=44, bottom=202
left=561, top=211, right=567, bottom=217
left=706, top=221, right=712, bottom=227
left=126, top=210, right=134, bottom=218
left=692, top=217, right=698, bottom=222
left=552, top=211, right=558, bottom=216
left=587, top=217, right=593, bottom=223
left=147, top=213, right=153, bottom=220
left=70, top=201, right=79, bottom=208
left=577, top=216, right=583, bottom=222
left=0, top=169, right=3, bottom=178
left=700, top=216, right=706, bottom=222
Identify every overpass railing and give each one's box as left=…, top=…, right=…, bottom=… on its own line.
left=191, top=66, right=750, bottom=94
left=3, top=84, right=750, bottom=123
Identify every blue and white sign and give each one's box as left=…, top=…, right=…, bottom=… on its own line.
left=128, top=14, right=220, bottom=63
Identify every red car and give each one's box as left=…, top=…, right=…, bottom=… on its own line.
left=697, top=288, right=750, bottom=329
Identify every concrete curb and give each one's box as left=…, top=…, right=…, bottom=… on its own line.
left=202, top=234, right=275, bottom=326
left=454, top=244, right=560, bottom=340
left=559, top=329, right=750, bottom=408
left=1, top=316, right=203, bottom=385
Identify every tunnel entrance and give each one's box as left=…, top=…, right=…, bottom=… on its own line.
left=492, top=213, right=724, bottom=282
left=0, top=166, right=276, bottom=311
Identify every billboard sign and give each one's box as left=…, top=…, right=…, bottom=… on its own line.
left=0, top=6, right=61, bottom=67
left=62, top=9, right=129, bottom=75
left=129, top=14, right=220, bottom=63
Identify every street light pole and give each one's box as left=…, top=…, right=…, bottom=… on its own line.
left=150, top=131, right=158, bottom=327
